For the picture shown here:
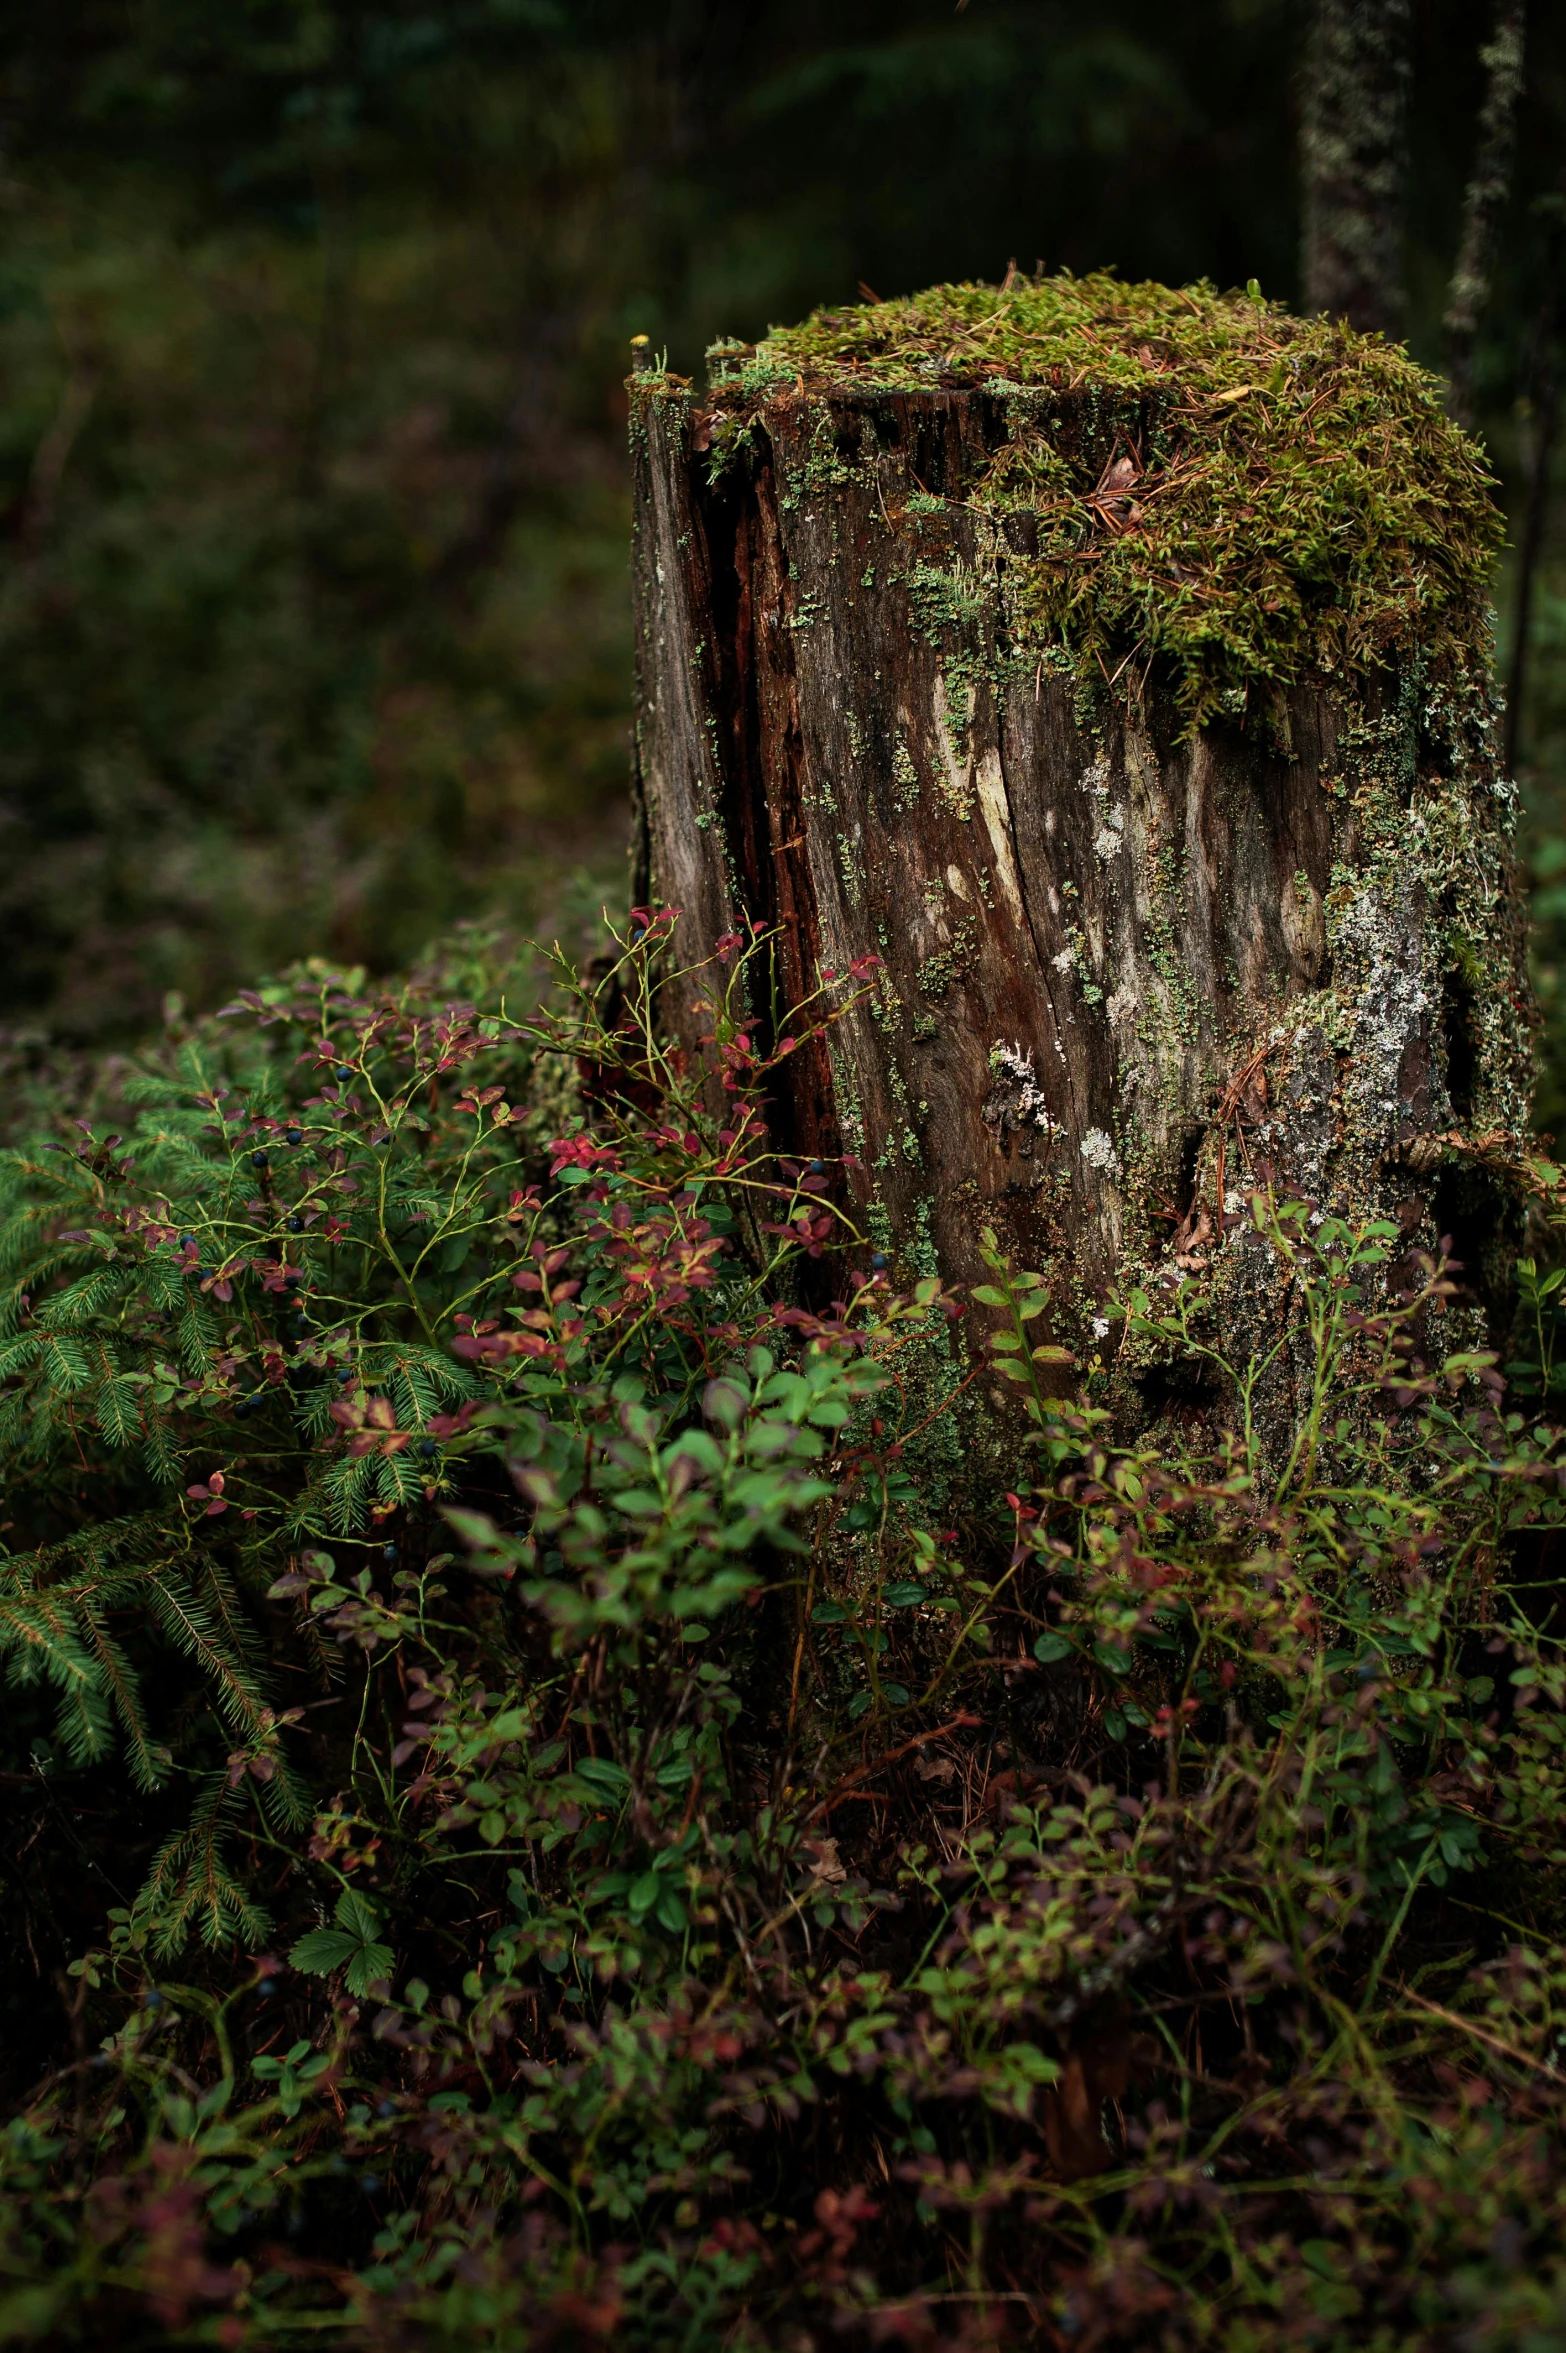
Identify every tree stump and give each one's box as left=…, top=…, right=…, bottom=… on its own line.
left=629, top=276, right=1531, bottom=1434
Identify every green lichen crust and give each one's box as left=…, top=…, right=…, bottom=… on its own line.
left=707, top=272, right=1501, bottom=733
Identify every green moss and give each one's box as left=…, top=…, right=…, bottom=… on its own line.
left=703, top=271, right=1501, bottom=732
left=891, top=737, right=920, bottom=811
left=916, top=918, right=977, bottom=1001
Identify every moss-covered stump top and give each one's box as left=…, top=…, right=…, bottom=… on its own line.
left=692, top=272, right=1500, bottom=731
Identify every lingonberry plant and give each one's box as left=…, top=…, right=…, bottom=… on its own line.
left=2, top=913, right=1566, bottom=2350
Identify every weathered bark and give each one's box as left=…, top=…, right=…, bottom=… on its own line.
left=629, top=371, right=1531, bottom=1434
left=1301, top=0, right=1412, bottom=337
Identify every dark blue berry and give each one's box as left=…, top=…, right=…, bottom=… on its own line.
left=337, top=1368, right=355, bottom=1385
left=382, top=1541, right=397, bottom=1562
left=251, top=1149, right=269, bottom=1169
left=871, top=1252, right=889, bottom=1270
left=257, top=1976, right=277, bottom=1997
left=285, top=1127, right=302, bottom=1145
left=419, top=1438, right=437, bottom=1459
left=810, top=1158, right=825, bottom=1174
left=179, top=1233, right=195, bottom=1248
left=335, top=1066, right=353, bottom=1082
left=287, top=1215, right=303, bottom=1233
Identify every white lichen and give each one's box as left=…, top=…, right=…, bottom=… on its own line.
left=989, top=1042, right=1059, bottom=1132
left=1079, top=1126, right=1120, bottom=1176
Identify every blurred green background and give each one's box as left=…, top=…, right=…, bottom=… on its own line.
left=1, top=3, right=1564, bottom=1110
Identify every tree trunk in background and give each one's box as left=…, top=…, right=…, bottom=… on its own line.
left=1301, top=0, right=1413, bottom=336
left=629, top=375, right=1530, bottom=1441
left=1443, top=0, right=1527, bottom=433
left=1506, top=279, right=1561, bottom=777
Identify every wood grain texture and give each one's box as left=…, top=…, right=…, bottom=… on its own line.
left=630, top=375, right=1531, bottom=1416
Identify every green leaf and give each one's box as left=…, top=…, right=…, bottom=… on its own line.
left=444, top=1508, right=500, bottom=1548
left=654, top=1882, right=688, bottom=1934
left=703, top=1377, right=749, bottom=1429
left=289, top=1928, right=359, bottom=1976
left=667, top=1429, right=725, bottom=1477
left=289, top=1891, right=392, bottom=1997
